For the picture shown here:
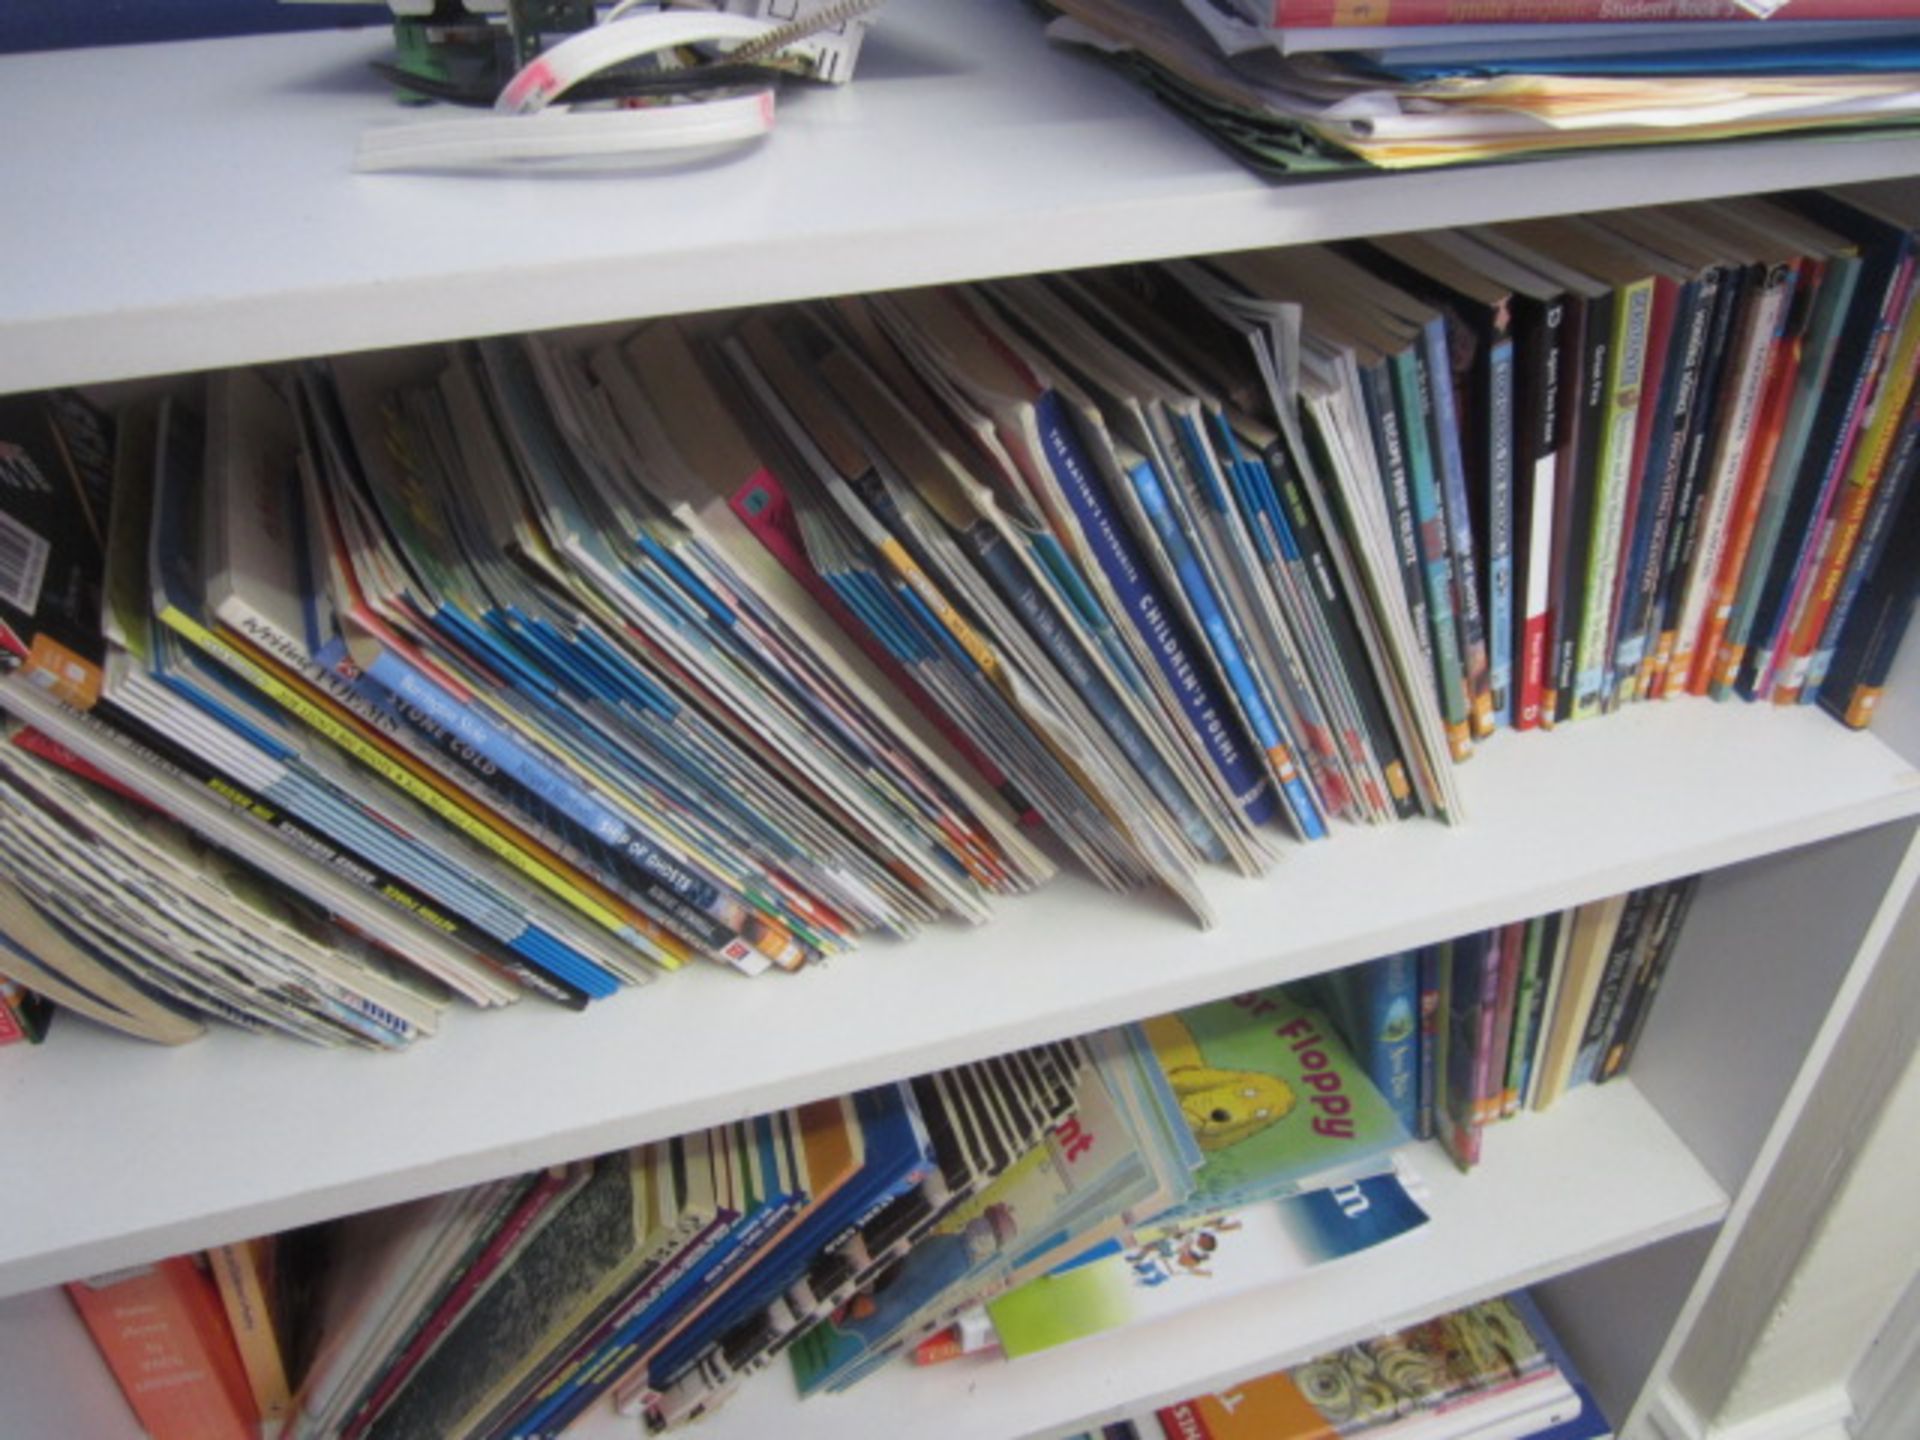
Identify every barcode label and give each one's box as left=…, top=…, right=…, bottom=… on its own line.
left=0, top=510, right=50, bottom=615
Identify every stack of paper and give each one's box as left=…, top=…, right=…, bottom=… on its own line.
left=1042, top=0, right=1920, bottom=171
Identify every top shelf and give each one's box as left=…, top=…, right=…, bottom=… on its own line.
left=9, top=0, right=1920, bottom=394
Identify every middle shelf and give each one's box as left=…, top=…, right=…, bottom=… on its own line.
left=0, top=698, right=1905, bottom=1302
left=0, top=1079, right=1721, bottom=1440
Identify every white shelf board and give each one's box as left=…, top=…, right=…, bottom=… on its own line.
left=0, top=1081, right=1722, bottom=1440
left=0, top=700, right=1907, bottom=1301
left=7, top=0, right=1920, bottom=394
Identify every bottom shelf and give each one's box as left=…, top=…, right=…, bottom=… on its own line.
left=0, top=1079, right=1723, bottom=1440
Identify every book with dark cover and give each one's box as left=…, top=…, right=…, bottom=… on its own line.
left=1602, top=878, right=1701, bottom=1083
left=1818, top=448, right=1920, bottom=729
left=1344, top=234, right=1519, bottom=730
left=1440, top=928, right=1501, bottom=1172
left=1647, top=261, right=1752, bottom=695
left=0, top=390, right=114, bottom=706
left=1571, top=887, right=1655, bottom=1090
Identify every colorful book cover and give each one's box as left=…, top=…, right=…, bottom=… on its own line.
left=1440, top=931, right=1500, bottom=1171
left=1152, top=1293, right=1564, bottom=1440
left=1140, top=985, right=1408, bottom=1213
left=987, top=1167, right=1429, bottom=1360
left=1320, top=954, right=1420, bottom=1140
left=1571, top=275, right=1654, bottom=720
left=68, top=1258, right=260, bottom=1440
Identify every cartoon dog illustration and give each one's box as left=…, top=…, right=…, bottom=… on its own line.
left=1142, top=1014, right=1296, bottom=1151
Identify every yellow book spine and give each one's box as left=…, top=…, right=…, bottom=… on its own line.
left=207, top=1242, right=290, bottom=1433
left=155, top=604, right=689, bottom=970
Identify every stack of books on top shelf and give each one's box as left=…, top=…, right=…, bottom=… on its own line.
left=0, top=184, right=1908, bottom=1053
left=1042, top=0, right=1920, bottom=174
left=61, top=884, right=1682, bottom=1438
left=1087, top=1290, right=1611, bottom=1440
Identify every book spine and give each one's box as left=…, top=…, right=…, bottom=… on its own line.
left=1423, top=319, right=1494, bottom=738
left=1597, top=879, right=1689, bottom=1082
left=207, top=1242, right=291, bottom=1437
left=356, top=649, right=784, bottom=966
left=1692, top=266, right=1816, bottom=696
left=1515, top=294, right=1567, bottom=731
left=1033, top=393, right=1275, bottom=826
left=1361, top=951, right=1420, bottom=1138
left=1652, top=265, right=1751, bottom=694
left=1805, top=383, right=1920, bottom=700
left=1601, top=275, right=1673, bottom=713
left=1270, top=444, right=1418, bottom=818
left=1775, top=300, right=1920, bottom=703
left=1478, top=926, right=1520, bottom=1128
left=1746, top=251, right=1918, bottom=698
left=1665, top=265, right=1795, bottom=695
left=1515, top=911, right=1559, bottom=1110
left=1614, top=275, right=1712, bottom=704
left=1416, top=944, right=1442, bottom=1141
left=1361, top=360, right=1437, bottom=684
left=154, top=604, right=677, bottom=965
left=95, top=696, right=592, bottom=1011
left=1486, top=336, right=1517, bottom=728
left=1573, top=889, right=1653, bottom=1090
left=1715, top=255, right=1863, bottom=695
left=1549, top=289, right=1609, bottom=725
left=1392, top=352, right=1473, bottom=759
left=1572, top=277, right=1653, bottom=720
left=1502, top=918, right=1543, bottom=1119
left=1122, top=455, right=1322, bottom=833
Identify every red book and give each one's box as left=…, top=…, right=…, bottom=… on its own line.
left=1258, top=0, right=1920, bottom=25
left=67, top=1258, right=260, bottom=1440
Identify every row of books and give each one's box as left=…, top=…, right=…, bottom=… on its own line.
left=1326, top=878, right=1699, bottom=1171
left=63, top=887, right=1681, bottom=1437
left=1043, top=1, right=1920, bottom=175
left=1080, top=1290, right=1610, bottom=1440
left=0, top=183, right=1898, bottom=1049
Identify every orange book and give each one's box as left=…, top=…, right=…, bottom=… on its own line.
left=67, top=1257, right=260, bottom=1440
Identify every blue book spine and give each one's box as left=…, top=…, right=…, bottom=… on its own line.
left=1034, top=393, right=1277, bottom=827
left=1487, top=338, right=1517, bottom=728
left=1124, top=457, right=1325, bottom=840
left=1423, top=319, right=1491, bottom=734
left=961, top=518, right=1225, bottom=864
left=1361, top=951, right=1421, bottom=1138
left=361, top=650, right=722, bottom=912
left=1392, top=355, right=1470, bottom=745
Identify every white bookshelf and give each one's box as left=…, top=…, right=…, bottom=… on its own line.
left=5, top=0, right=1920, bottom=395
left=0, top=700, right=1908, bottom=1304
left=0, top=1082, right=1725, bottom=1440
left=2, top=2, right=1920, bottom=1437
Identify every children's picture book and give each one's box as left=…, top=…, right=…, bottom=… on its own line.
left=986, top=1164, right=1430, bottom=1359
left=1151, top=1293, right=1578, bottom=1440
left=1141, top=984, right=1409, bottom=1213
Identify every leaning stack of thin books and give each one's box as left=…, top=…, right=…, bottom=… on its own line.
left=1042, top=0, right=1920, bottom=174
